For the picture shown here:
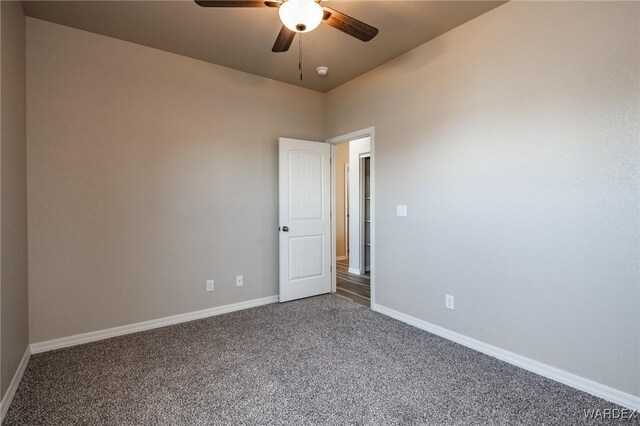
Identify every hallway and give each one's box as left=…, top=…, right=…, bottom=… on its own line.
left=336, top=259, right=370, bottom=306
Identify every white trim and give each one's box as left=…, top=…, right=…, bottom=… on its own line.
left=31, top=295, right=279, bottom=354
left=372, top=302, right=640, bottom=411
left=370, top=129, right=375, bottom=305
left=348, top=267, right=362, bottom=275
left=326, top=127, right=375, bottom=306
left=358, top=154, right=365, bottom=275
left=344, top=163, right=350, bottom=258
left=330, top=143, right=337, bottom=293
left=325, top=127, right=375, bottom=146
left=336, top=256, right=348, bottom=261
left=1, top=346, right=31, bottom=422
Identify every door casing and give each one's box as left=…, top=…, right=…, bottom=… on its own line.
left=326, top=127, right=376, bottom=306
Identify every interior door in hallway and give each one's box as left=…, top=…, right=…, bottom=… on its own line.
left=278, top=138, right=331, bottom=302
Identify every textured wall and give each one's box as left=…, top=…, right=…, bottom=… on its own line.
left=27, top=18, right=325, bottom=343
left=1, top=0, right=29, bottom=398
left=326, top=1, right=640, bottom=396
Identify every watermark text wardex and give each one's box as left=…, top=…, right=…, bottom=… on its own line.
left=583, top=408, right=638, bottom=421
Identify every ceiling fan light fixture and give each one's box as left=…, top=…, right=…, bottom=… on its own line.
left=278, top=0, right=323, bottom=33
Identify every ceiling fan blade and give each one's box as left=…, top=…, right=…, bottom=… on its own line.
left=195, top=0, right=280, bottom=8
left=272, top=25, right=296, bottom=52
left=322, top=7, right=378, bottom=42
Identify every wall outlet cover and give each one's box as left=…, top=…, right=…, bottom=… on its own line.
left=445, top=294, right=454, bottom=310
left=206, top=279, right=215, bottom=292
left=236, top=275, right=243, bottom=287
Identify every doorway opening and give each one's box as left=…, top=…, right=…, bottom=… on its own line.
left=329, top=130, right=374, bottom=307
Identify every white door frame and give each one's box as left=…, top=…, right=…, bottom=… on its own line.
left=360, top=153, right=371, bottom=274
left=344, top=163, right=349, bottom=260
left=326, top=127, right=376, bottom=306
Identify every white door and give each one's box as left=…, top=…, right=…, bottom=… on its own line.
left=279, top=138, right=331, bottom=302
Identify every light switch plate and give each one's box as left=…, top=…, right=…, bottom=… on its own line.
left=445, top=294, right=454, bottom=310
left=397, top=205, right=407, bottom=216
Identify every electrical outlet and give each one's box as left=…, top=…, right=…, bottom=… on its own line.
left=206, top=279, right=214, bottom=292
left=445, top=294, right=454, bottom=310
left=236, top=275, right=243, bottom=287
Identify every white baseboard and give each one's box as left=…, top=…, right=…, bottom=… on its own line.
left=336, top=256, right=348, bottom=261
left=371, top=303, right=640, bottom=411
left=348, top=267, right=362, bottom=275
left=1, top=346, right=31, bottom=422
left=31, top=295, right=279, bottom=354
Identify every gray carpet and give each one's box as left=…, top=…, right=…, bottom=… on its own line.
left=4, top=295, right=636, bottom=425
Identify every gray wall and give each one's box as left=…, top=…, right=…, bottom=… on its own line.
left=1, top=1, right=29, bottom=398
left=26, top=18, right=325, bottom=343
left=325, top=1, right=640, bottom=397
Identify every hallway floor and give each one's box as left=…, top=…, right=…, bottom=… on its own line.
left=336, top=258, right=370, bottom=306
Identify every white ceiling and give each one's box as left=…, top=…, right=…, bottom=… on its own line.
left=22, top=0, right=506, bottom=92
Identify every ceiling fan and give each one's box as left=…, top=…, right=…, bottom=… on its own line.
left=195, top=0, right=379, bottom=53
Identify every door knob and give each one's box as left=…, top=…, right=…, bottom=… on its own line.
left=282, top=226, right=289, bottom=232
